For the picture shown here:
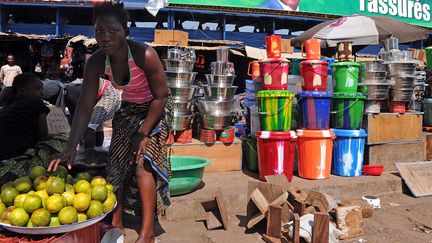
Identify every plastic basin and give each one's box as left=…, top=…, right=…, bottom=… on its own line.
left=169, top=156, right=211, bottom=196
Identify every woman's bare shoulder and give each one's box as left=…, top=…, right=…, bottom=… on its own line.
left=85, top=50, right=106, bottom=70
left=128, top=40, right=158, bottom=67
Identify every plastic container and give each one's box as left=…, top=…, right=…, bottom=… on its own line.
left=296, top=129, right=335, bottom=180
left=362, top=165, right=384, bottom=176
left=426, top=46, right=432, bottom=69
left=249, top=105, right=261, bottom=135
left=301, top=38, right=321, bottom=60
left=170, top=156, right=211, bottom=196
left=290, top=58, right=305, bottom=75
left=265, top=35, right=282, bottom=58
left=331, top=62, right=360, bottom=93
left=300, top=60, right=329, bottom=91
left=217, top=127, right=235, bottom=143
left=248, top=61, right=260, bottom=80
left=257, top=130, right=297, bottom=181
left=332, top=129, right=367, bottom=177
left=259, top=58, right=290, bottom=90
left=256, top=90, right=293, bottom=131
left=175, top=129, right=192, bottom=143
left=246, top=135, right=258, bottom=172
left=389, top=101, right=406, bottom=113
left=331, top=92, right=366, bottom=130
left=200, top=129, right=216, bottom=144
left=423, top=98, right=432, bottom=126
left=296, top=91, right=332, bottom=130
left=245, top=79, right=255, bottom=91
left=322, top=58, right=335, bottom=75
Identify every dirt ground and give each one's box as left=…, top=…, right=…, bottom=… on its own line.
left=123, top=193, right=432, bottom=243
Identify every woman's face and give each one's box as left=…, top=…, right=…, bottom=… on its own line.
left=94, top=15, right=127, bottom=55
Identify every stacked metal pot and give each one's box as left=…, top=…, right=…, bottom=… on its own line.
left=387, top=62, right=417, bottom=112
left=197, top=47, right=238, bottom=130
left=410, top=70, right=428, bottom=111
left=358, top=60, right=391, bottom=113
left=165, top=47, right=198, bottom=131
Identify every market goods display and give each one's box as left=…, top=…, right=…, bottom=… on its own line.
left=0, top=166, right=117, bottom=234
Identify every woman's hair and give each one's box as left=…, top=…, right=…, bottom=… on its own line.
left=2, top=73, right=39, bottom=106
left=92, top=2, right=129, bottom=32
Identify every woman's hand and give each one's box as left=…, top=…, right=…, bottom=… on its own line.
left=132, top=132, right=149, bottom=165
left=48, top=146, right=77, bottom=172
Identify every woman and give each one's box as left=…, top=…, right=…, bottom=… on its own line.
left=0, top=73, right=67, bottom=184
left=48, top=2, right=173, bottom=243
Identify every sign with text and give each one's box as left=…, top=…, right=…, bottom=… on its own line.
left=169, top=0, right=432, bottom=28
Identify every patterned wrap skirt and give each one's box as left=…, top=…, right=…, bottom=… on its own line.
left=106, top=99, right=173, bottom=216
left=0, top=134, right=69, bottom=185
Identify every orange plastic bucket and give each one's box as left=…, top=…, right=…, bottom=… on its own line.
left=296, top=129, right=335, bottom=179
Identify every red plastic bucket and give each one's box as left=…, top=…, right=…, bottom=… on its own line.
left=259, top=58, right=290, bottom=90
left=296, top=129, right=335, bottom=180
left=389, top=101, right=406, bottom=113
left=200, top=129, right=216, bottom=143
left=256, top=130, right=297, bottom=181
left=217, top=127, right=234, bottom=143
left=300, top=60, right=328, bottom=91
left=175, top=129, right=192, bottom=143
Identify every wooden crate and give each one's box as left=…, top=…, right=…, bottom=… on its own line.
left=364, top=113, right=423, bottom=145
left=365, top=140, right=425, bottom=172
left=170, top=138, right=242, bottom=173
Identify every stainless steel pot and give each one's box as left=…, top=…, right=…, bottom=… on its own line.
left=389, top=76, right=415, bottom=89
left=361, top=71, right=387, bottom=83
left=390, top=88, right=414, bottom=101
left=360, top=60, right=387, bottom=72
left=387, top=63, right=416, bottom=77
left=165, top=71, right=197, bottom=86
left=196, top=99, right=236, bottom=116
left=170, top=85, right=198, bottom=101
left=199, top=114, right=232, bottom=130
left=167, top=47, right=183, bottom=60
left=173, top=100, right=193, bottom=116
left=172, top=115, right=194, bottom=131
left=358, top=83, right=390, bottom=100
left=204, top=74, right=236, bottom=87
left=210, top=62, right=235, bottom=76
left=203, top=86, right=238, bottom=101
left=164, top=59, right=195, bottom=73
left=216, top=47, right=230, bottom=63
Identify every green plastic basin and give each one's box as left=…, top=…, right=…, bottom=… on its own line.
left=169, top=156, right=211, bottom=196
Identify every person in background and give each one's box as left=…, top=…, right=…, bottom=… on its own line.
left=0, top=73, right=67, bottom=185
left=0, top=54, right=22, bottom=87
left=48, top=2, right=173, bottom=243
left=260, top=0, right=300, bottom=11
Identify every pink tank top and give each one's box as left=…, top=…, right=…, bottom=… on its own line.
left=105, top=45, right=154, bottom=103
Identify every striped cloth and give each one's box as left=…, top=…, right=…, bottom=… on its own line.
left=106, top=99, right=173, bottom=216
left=105, top=44, right=154, bottom=103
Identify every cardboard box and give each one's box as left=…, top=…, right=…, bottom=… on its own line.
left=154, top=30, right=188, bottom=46
left=281, top=38, right=294, bottom=54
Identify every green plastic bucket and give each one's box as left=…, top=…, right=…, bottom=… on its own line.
left=331, top=92, right=366, bottom=129
left=290, top=58, right=305, bottom=75
left=256, top=90, right=293, bottom=131
left=331, top=62, right=360, bottom=93
left=246, top=135, right=258, bottom=172
left=423, top=98, right=432, bottom=126
left=426, top=46, right=432, bottom=69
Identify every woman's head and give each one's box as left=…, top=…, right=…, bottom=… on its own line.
left=93, top=2, right=129, bottom=55
left=12, top=73, right=43, bottom=99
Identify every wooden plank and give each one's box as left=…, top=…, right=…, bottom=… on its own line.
left=424, top=133, right=432, bottom=161
left=266, top=205, right=282, bottom=238
left=293, top=199, right=306, bottom=216
left=305, top=191, right=330, bottom=213
left=215, top=190, right=229, bottom=230
left=171, top=138, right=241, bottom=172
left=293, top=213, right=300, bottom=243
left=396, top=161, right=432, bottom=197
left=265, top=174, right=290, bottom=190
left=247, top=181, right=285, bottom=221
left=366, top=141, right=425, bottom=172
left=247, top=212, right=266, bottom=229
left=251, top=188, right=270, bottom=214
left=280, top=203, right=291, bottom=225
left=336, top=206, right=364, bottom=240
left=366, top=113, right=422, bottom=144
left=312, top=213, right=329, bottom=243
left=262, top=234, right=282, bottom=243
left=205, top=211, right=223, bottom=230
left=270, top=191, right=289, bottom=207
left=338, top=200, right=373, bottom=218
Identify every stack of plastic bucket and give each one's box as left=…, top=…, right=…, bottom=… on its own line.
left=330, top=49, right=367, bottom=177
left=255, top=34, right=296, bottom=181
left=296, top=46, right=335, bottom=180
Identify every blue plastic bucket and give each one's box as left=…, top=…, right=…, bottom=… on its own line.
left=321, top=58, right=335, bottom=75
left=296, top=91, right=332, bottom=130
left=331, top=129, right=367, bottom=177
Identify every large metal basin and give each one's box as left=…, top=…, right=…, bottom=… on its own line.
left=389, top=76, right=415, bottom=89
left=199, top=114, right=233, bottom=130
left=360, top=71, right=387, bottom=83
left=170, top=85, right=198, bottom=101
left=164, top=59, right=195, bottom=73
left=166, top=71, right=197, bottom=86
left=173, top=100, right=193, bottom=116
left=387, top=62, right=416, bottom=77
left=358, top=83, right=390, bottom=100
left=390, top=88, right=414, bottom=101
left=196, top=99, right=237, bottom=116
left=360, top=60, right=387, bottom=72
left=203, top=86, right=238, bottom=101
left=204, top=74, right=236, bottom=87
left=172, top=114, right=194, bottom=131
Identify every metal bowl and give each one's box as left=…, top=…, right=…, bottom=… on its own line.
left=386, top=62, right=417, bottom=77
left=196, top=99, right=237, bottom=116
left=170, top=85, right=198, bottom=101
left=360, top=71, right=387, bottom=83
left=199, top=114, right=233, bottom=130
left=203, top=86, right=238, bottom=101
left=164, top=59, right=195, bottom=73
left=358, top=83, right=390, bottom=100
left=210, top=61, right=235, bottom=75
left=204, top=74, right=236, bottom=87
left=389, top=76, right=415, bottom=89
left=390, top=88, right=414, bottom=101
left=172, top=114, right=194, bottom=131
left=360, top=60, right=387, bottom=72
left=166, top=71, right=197, bottom=86
left=173, top=100, right=193, bottom=116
